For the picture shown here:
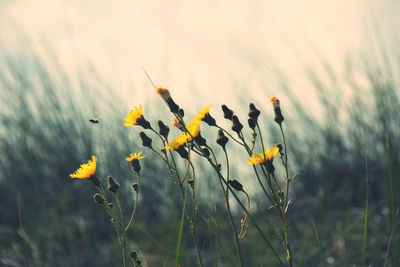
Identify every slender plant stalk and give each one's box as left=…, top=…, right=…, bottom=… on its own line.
left=115, top=194, right=127, bottom=267
left=385, top=120, right=398, bottom=267
left=175, top=184, right=188, bottom=267
left=126, top=172, right=141, bottom=231
left=312, top=221, right=324, bottom=267
left=223, top=148, right=244, bottom=267
left=362, top=158, right=369, bottom=267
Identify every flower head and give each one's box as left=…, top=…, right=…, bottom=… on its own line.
left=270, top=96, right=284, bottom=124
left=172, top=118, right=185, bottom=131
left=70, top=155, right=97, bottom=179
left=195, top=105, right=212, bottom=120
left=126, top=152, right=145, bottom=161
left=270, top=96, right=280, bottom=107
left=156, top=87, right=171, bottom=100
left=248, top=146, right=279, bottom=165
left=165, top=134, right=189, bottom=150
left=123, top=105, right=144, bottom=127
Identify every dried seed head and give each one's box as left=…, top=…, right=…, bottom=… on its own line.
left=216, top=129, right=228, bottom=149
left=231, top=115, right=243, bottom=133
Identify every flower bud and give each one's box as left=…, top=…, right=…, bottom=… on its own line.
left=216, top=130, right=228, bottom=149
left=108, top=202, right=114, bottom=209
left=202, top=113, right=216, bottom=126
left=188, top=178, right=194, bottom=188
left=277, top=189, right=284, bottom=198
left=249, top=103, right=260, bottom=121
left=176, top=146, right=189, bottom=160
left=166, top=98, right=180, bottom=113
left=229, top=179, right=244, bottom=192
left=132, top=182, right=139, bottom=193
left=231, top=115, right=243, bottom=133
left=248, top=118, right=256, bottom=129
left=178, top=108, right=185, bottom=118
left=107, top=176, right=120, bottom=194
left=194, top=132, right=207, bottom=146
left=130, top=251, right=138, bottom=260
left=221, top=104, right=234, bottom=120
left=93, top=193, right=105, bottom=206
left=158, top=120, right=170, bottom=138
left=139, top=131, right=152, bottom=148
left=202, top=147, right=210, bottom=157
left=270, top=97, right=284, bottom=124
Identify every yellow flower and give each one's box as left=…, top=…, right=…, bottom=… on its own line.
left=248, top=146, right=279, bottom=165
left=164, top=107, right=209, bottom=150
left=123, top=105, right=144, bottom=127
left=195, top=105, right=212, bottom=120
left=70, top=155, right=97, bottom=179
left=126, top=152, right=145, bottom=161
left=164, top=134, right=189, bottom=150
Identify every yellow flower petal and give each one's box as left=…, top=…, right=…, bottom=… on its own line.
left=126, top=152, right=145, bottom=161
left=123, top=105, right=144, bottom=127
left=70, top=155, right=97, bottom=179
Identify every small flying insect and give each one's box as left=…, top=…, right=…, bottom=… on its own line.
left=89, top=115, right=101, bottom=124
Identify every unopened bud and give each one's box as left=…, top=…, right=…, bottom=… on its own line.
left=202, top=147, right=210, bottom=157
left=176, top=146, right=188, bottom=160
left=130, top=251, right=138, bottom=260
left=93, top=193, right=105, bottom=206
left=216, top=130, right=228, bottom=149
left=229, top=179, right=244, bottom=192
left=249, top=103, right=261, bottom=121
left=202, top=113, right=216, bottom=126
left=221, top=105, right=234, bottom=120
left=139, top=131, right=152, bottom=148
left=248, top=118, right=256, bottom=129
left=178, top=108, right=185, bottom=117
left=107, top=176, right=120, bottom=194
left=132, top=182, right=139, bottom=193
left=231, top=115, right=243, bottom=133
left=270, top=97, right=284, bottom=124
left=158, top=120, right=170, bottom=139
left=194, top=132, right=207, bottom=146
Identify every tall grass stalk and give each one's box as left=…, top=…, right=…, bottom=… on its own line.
left=385, top=121, right=398, bottom=267
left=361, top=158, right=369, bottom=267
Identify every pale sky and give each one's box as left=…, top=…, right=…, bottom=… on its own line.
left=0, top=0, right=395, bottom=116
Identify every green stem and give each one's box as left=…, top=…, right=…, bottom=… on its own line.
left=115, top=194, right=127, bottom=267
left=126, top=172, right=141, bottom=232
left=223, top=149, right=243, bottom=267
left=279, top=124, right=290, bottom=211
left=175, top=185, right=188, bottom=267
left=385, top=121, right=398, bottom=267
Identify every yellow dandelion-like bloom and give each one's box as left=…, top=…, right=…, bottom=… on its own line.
left=126, top=152, right=145, bottom=161
left=248, top=146, right=279, bottom=165
left=195, top=105, right=212, bottom=120
left=70, top=155, right=97, bottom=179
left=164, top=134, right=189, bottom=150
left=123, top=105, right=144, bottom=127
left=165, top=107, right=208, bottom=150
left=186, top=117, right=201, bottom=139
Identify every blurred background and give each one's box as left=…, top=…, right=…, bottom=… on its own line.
left=0, top=0, right=399, bottom=266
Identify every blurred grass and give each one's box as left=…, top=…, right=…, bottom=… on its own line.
left=0, top=34, right=399, bottom=266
